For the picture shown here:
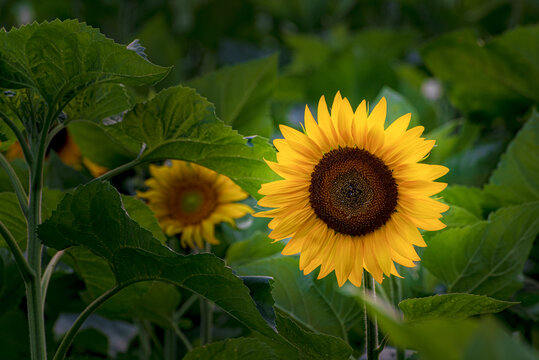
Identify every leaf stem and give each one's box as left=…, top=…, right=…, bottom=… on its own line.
left=0, top=109, right=33, bottom=164
left=0, top=152, right=29, bottom=216
left=364, top=271, right=378, bottom=360
left=169, top=318, right=194, bottom=352
left=41, top=250, right=65, bottom=301
left=199, top=297, right=213, bottom=345
left=53, top=285, right=125, bottom=360
left=173, top=293, right=198, bottom=322
left=0, top=220, right=35, bottom=283
left=92, top=158, right=141, bottom=182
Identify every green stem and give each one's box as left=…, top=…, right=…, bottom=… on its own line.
left=169, top=319, right=194, bottom=352
left=41, top=250, right=64, bottom=301
left=0, top=109, right=33, bottom=164
left=26, top=111, right=54, bottom=360
left=0, top=152, right=29, bottom=216
left=364, top=271, right=378, bottom=360
left=164, top=329, right=177, bottom=360
left=199, top=243, right=213, bottom=345
left=173, top=294, right=198, bottom=322
left=0, top=220, right=35, bottom=283
left=92, top=158, right=141, bottom=183
left=140, top=320, right=164, bottom=358
left=199, top=297, right=213, bottom=345
left=53, top=285, right=125, bottom=360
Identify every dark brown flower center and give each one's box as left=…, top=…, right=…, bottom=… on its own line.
left=309, top=147, right=398, bottom=236
left=168, top=181, right=217, bottom=225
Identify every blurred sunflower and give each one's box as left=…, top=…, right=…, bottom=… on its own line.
left=255, top=93, right=449, bottom=287
left=137, top=160, right=253, bottom=249
left=3, top=128, right=108, bottom=177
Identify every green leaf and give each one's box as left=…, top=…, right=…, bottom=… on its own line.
left=0, top=19, right=169, bottom=112
left=0, top=249, right=26, bottom=315
left=399, top=294, right=516, bottom=321
left=184, top=338, right=277, bottom=360
left=67, top=121, right=138, bottom=169
left=188, top=55, right=278, bottom=137
left=362, top=294, right=538, bottom=360
left=113, top=85, right=279, bottom=198
left=375, top=86, right=420, bottom=128
left=235, top=256, right=362, bottom=340
left=120, top=195, right=165, bottom=243
left=226, top=232, right=284, bottom=267
left=260, top=309, right=353, bottom=360
left=422, top=202, right=539, bottom=297
left=440, top=186, right=485, bottom=219
left=440, top=205, right=482, bottom=228
left=38, top=181, right=276, bottom=338
left=484, top=110, right=539, bottom=207
left=0, top=193, right=26, bottom=250
left=64, top=84, right=134, bottom=124
left=421, top=25, right=539, bottom=116
left=60, top=195, right=171, bottom=326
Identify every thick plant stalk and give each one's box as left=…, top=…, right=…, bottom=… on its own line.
left=26, top=134, right=48, bottom=360
left=364, top=271, right=378, bottom=360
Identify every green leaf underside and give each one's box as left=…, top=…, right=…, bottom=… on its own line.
left=188, top=55, right=278, bottom=137
left=421, top=25, right=539, bottom=116
left=236, top=256, right=362, bottom=340
left=362, top=295, right=538, bottom=360
left=484, top=110, right=539, bottom=207
left=399, top=293, right=516, bottom=321
left=422, top=202, right=539, bottom=297
left=113, top=85, right=279, bottom=198
left=0, top=20, right=169, bottom=111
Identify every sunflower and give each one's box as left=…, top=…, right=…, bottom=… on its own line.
left=137, top=160, right=253, bottom=249
left=255, top=93, right=449, bottom=287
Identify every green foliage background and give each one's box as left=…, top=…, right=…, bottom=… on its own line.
left=0, top=1, right=538, bottom=360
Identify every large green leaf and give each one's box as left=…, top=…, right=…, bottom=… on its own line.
left=188, top=55, right=278, bottom=137
left=184, top=338, right=277, bottom=360
left=226, top=232, right=284, bottom=267
left=64, top=246, right=180, bottom=328
left=421, top=25, right=539, bottom=116
left=0, top=20, right=169, bottom=113
left=38, top=181, right=275, bottom=338
left=484, top=110, right=539, bottom=207
left=61, top=195, right=172, bottom=325
left=362, top=294, right=538, bottom=360
left=235, top=256, right=362, bottom=340
left=422, top=202, right=539, bottom=297
left=38, top=181, right=351, bottom=358
left=399, top=294, right=516, bottom=321
left=112, top=85, right=279, bottom=198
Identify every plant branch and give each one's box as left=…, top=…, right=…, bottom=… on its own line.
left=0, top=152, right=29, bottom=216
left=0, top=109, right=33, bottom=163
left=0, top=220, right=35, bottom=283
left=53, top=285, right=125, bottom=360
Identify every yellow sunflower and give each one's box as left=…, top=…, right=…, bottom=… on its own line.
left=255, top=93, right=449, bottom=287
left=137, top=160, right=253, bottom=249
